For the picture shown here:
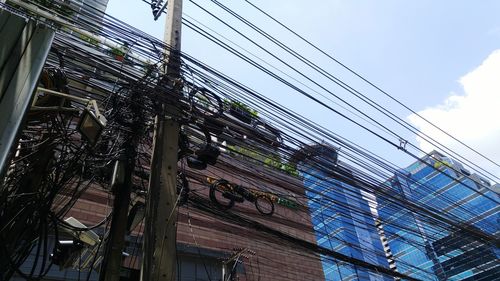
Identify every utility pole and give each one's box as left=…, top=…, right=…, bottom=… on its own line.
left=99, top=121, right=141, bottom=281
left=99, top=155, right=133, bottom=281
left=99, top=81, right=146, bottom=281
left=141, top=0, right=183, bottom=280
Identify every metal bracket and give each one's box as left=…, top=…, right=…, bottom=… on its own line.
left=34, top=87, right=107, bottom=126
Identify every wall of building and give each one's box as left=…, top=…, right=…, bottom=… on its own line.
left=29, top=152, right=324, bottom=281
left=378, top=151, right=499, bottom=281
left=175, top=154, right=325, bottom=280
left=297, top=145, right=393, bottom=281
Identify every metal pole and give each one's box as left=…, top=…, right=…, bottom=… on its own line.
left=0, top=11, right=54, bottom=278
left=0, top=11, right=54, bottom=182
left=141, top=0, right=183, bottom=280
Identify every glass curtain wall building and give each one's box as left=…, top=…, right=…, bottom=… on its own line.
left=296, top=145, right=392, bottom=281
left=377, top=150, right=499, bottom=280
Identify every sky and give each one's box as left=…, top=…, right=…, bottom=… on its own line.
left=107, top=0, right=500, bottom=181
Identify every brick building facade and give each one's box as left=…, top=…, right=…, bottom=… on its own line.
left=56, top=152, right=325, bottom=281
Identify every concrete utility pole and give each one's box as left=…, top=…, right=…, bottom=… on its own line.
left=99, top=99, right=142, bottom=281
left=99, top=158, right=133, bottom=281
left=141, top=0, right=183, bottom=280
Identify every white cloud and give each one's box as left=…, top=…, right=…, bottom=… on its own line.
left=408, top=50, right=500, bottom=180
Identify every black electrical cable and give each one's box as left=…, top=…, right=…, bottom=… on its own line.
left=4, top=2, right=497, bottom=280
left=242, top=0, right=500, bottom=170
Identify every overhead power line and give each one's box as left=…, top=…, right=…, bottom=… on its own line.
left=242, top=0, right=500, bottom=170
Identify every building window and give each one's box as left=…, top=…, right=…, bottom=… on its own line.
left=177, top=254, right=222, bottom=281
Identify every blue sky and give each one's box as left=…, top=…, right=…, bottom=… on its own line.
left=107, top=0, right=500, bottom=179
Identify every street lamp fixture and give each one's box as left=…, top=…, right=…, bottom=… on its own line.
left=78, top=108, right=106, bottom=146
left=34, top=87, right=107, bottom=146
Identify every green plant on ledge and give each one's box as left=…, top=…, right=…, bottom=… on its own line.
left=79, top=33, right=100, bottom=47
left=110, top=46, right=126, bottom=61
left=227, top=145, right=299, bottom=177
left=224, top=99, right=259, bottom=119
left=281, top=163, right=300, bottom=177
